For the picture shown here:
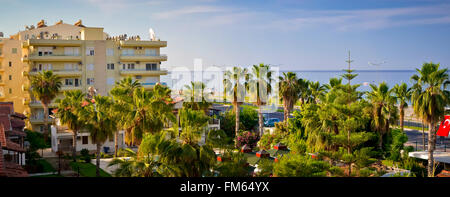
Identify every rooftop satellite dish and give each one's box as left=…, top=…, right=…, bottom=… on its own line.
left=149, top=28, right=156, bottom=41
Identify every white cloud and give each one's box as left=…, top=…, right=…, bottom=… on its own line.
left=263, top=4, right=450, bottom=31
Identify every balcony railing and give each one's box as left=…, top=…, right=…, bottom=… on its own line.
left=141, top=82, right=167, bottom=86
left=22, top=53, right=82, bottom=62
left=121, top=54, right=167, bottom=57
left=30, top=68, right=81, bottom=74
left=119, top=68, right=168, bottom=76
left=121, top=68, right=163, bottom=71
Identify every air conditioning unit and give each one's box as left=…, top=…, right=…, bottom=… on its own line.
left=78, top=61, right=82, bottom=65
left=53, top=46, right=57, bottom=49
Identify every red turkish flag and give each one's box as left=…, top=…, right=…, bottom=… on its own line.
left=437, top=115, right=450, bottom=137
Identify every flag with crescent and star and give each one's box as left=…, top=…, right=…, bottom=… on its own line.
left=437, top=115, right=450, bottom=137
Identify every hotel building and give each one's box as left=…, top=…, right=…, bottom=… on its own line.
left=0, top=19, right=168, bottom=132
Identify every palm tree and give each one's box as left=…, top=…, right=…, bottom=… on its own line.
left=78, top=95, right=117, bottom=177
left=178, top=108, right=210, bottom=145
left=248, top=63, right=273, bottom=136
left=182, top=81, right=212, bottom=114
left=29, top=70, right=62, bottom=142
left=223, top=67, right=249, bottom=144
left=138, top=131, right=216, bottom=177
left=278, top=72, right=300, bottom=123
left=392, top=83, right=411, bottom=131
left=324, top=77, right=343, bottom=92
left=308, top=81, right=325, bottom=104
left=298, top=79, right=310, bottom=105
left=54, top=90, right=85, bottom=162
left=124, top=85, right=176, bottom=146
left=367, top=82, right=395, bottom=149
left=110, top=77, right=141, bottom=156
left=108, top=148, right=159, bottom=177
left=411, top=62, right=449, bottom=176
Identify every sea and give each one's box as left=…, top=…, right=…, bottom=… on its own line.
left=161, top=70, right=419, bottom=93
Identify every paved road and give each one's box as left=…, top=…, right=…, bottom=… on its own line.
left=404, top=128, right=449, bottom=152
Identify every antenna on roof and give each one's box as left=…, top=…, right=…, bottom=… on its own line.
left=149, top=28, right=156, bottom=41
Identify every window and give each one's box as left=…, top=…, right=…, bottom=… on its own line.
left=86, top=47, right=95, bottom=56
left=65, top=78, right=74, bottom=86
left=87, top=78, right=95, bottom=85
left=121, top=49, right=134, bottom=56
left=74, top=78, right=81, bottom=86
left=9, top=75, right=11, bottom=80
left=9, top=62, right=12, bottom=67
left=11, top=48, right=17, bottom=54
left=145, top=49, right=156, bottom=56
left=107, top=63, right=114, bottom=70
left=64, top=47, right=80, bottom=56
left=38, top=47, right=53, bottom=56
left=82, top=136, right=88, bottom=145
left=146, top=63, right=157, bottom=70
left=9, top=88, right=11, bottom=94
left=107, top=48, right=114, bottom=56
left=127, top=63, right=135, bottom=70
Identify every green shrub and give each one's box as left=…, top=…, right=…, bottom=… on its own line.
left=359, top=168, right=376, bottom=177
left=384, top=129, right=408, bottom=161
left=219, top=106, right=259, bottom=138
left=273, top=153, right=330, bottom=177
left=80, top=148, right=91, bottom=163
left=400, top=157, right=427, bottom=177
left=255, top=158, right=274, bottom=177
left=328, top=166, right=345, bottom=177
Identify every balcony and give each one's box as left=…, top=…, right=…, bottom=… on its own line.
left=142, top=82, right=167, bottom=89
left=120, top=68, right=168, bottom=76
left=22, top=54, right=82, bottom=62
left=119, top=54, right=167, bottom=62
left=119, top=40, right=167, bottom=48
left=29, top=68, right=82, bottom=77
left=22, top=39, right=82, bottom=48
left=60, top=86, right=82, bottom=91
left=29, top=117, right=45, bottom=124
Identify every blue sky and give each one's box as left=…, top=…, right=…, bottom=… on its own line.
left=1, top=0, right=450, bottom=70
